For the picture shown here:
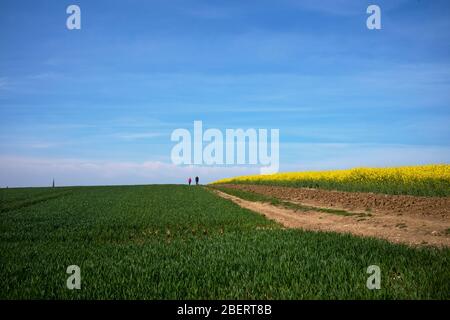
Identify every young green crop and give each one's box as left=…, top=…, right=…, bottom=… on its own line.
left=1, top=185, right=449, bottom=299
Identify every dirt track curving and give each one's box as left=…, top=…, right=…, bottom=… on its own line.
left=217, top=184, right=450, bottom=218
left=212, top=185, right=450, bottom=247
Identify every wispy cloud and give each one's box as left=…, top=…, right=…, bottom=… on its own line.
left=281, top=143, right=450, bottom=171
left=27, top=142, right=61, bottom=149
left=0, top=156, right=258, bottom=187
left=0, top=77, right=7, bottom=87
left=289, top=0, right=409, bottom=16
left=112, top=132, right=164, bottom=140
left=0, top=77, right=11, bottom=91
left=183, top=5, right=237, bottom=19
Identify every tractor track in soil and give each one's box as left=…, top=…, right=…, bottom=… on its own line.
left=211, top=185, right=450, bottom=247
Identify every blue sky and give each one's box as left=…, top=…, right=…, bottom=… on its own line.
left=1, top=0, right=450, bottom=186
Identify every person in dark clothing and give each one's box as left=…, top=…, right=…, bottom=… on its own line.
left=195, top=176, right=199, bottom=185
left=188, top=177, right=192, bottom=185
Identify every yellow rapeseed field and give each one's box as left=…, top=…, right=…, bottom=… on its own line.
left=212, top=164, right=450, bottom=196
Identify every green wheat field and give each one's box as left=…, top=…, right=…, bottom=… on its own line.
left=1, top=185, right=449, bottom=299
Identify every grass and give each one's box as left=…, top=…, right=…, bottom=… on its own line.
left=211, top=185, right=370, bottom=217
left=0, top=185, right=449, bottom=299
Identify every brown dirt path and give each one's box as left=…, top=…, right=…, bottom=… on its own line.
left=212, top=188, right=450, bottom=247
left=218, top=184, right=450, bottom=218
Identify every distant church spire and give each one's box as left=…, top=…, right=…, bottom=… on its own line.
left=52, top=179, right=55, bottom=188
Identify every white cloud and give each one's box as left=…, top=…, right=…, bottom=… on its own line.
left=28, top=143, right=61, bottom=149
left=112, top=132, right=164, bottom=140
left=1, top=141, right=449, bottom=187
left=0, top=156, right=258, bottom=187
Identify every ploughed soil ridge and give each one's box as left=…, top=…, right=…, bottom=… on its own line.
left=212, top=184, right=450, bottom=247
left=217, top=184, right=449, bottom=218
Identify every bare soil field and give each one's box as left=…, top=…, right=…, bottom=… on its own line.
left=213, top=185, right=450, bottom=247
